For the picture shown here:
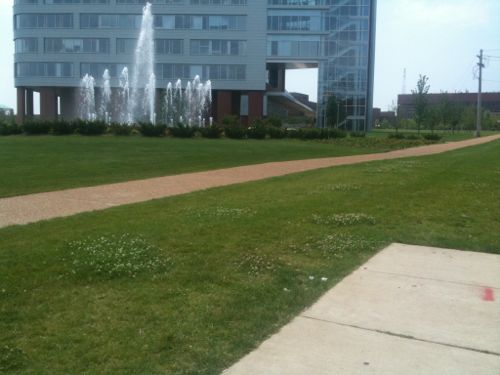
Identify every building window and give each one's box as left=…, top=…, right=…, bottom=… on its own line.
left=15, top=38, right=38, bottom=53
left=15, top=62, right=73, bottom=77
left=156, top=64, right=245, bottom=80
left=116, top=0, right=184, bottom=4
left=190, top=40, right=246, bottom=56
left=190, top=0, right=247, bottom=5
left=267, top=36, right=320, bottom=57
left=156, top=39, right=183, bottom=54
left=155, top=15, right=246, bottom=30
left=44, top=0, right=108, bottom=4
left=15, top=14, right=73, bottom=29
left=45, top=38, right=110, bottom=53
left=80, top=14, right=141, bottom=29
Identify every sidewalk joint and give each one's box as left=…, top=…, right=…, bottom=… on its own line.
left=299, top=315, right=500, bottom=357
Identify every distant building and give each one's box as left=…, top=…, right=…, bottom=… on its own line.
left=372, top=107, right=395, bottom=127
left=398, top=92, right=500, bottom=119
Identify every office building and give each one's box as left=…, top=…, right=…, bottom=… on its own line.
left=14, top=0, right=376, bottom=130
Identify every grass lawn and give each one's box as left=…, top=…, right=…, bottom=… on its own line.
left=1, top=140, right=500, bottom=374
left=0, top=135, right=447, bottom=198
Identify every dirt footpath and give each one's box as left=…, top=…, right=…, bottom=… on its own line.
left=1, top=134, right=499, bottom=228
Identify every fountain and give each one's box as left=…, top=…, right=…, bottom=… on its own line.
left=79, top=74, right=96, bottom=121
left=100, top=69, right=111, bottom=122
left=77, top=2, right=212, bottom=126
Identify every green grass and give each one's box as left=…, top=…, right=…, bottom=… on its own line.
left=1, top=140, right=499, bottom=374
left=0, top=135, right=435, bottom=198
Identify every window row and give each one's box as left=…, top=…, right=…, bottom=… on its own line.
left=267, top=15, right=321, bottom=31
left=156, top=64, right=245, bottom=80
left=15, top=62, right=246, bottom=81
left=154, top=15, right=246, bottom=30
left=268, top=0, right=370, bottom=5
left=15, top=0, right=246, bottom=4
left=267, top=40, right=320, bottom=57
left=15, top=13, right=247, bottom=30
left=190, top=40, right=246, bottom=56
left=116, top=38, right=184, bottom=54
left=15, top=37, right=247, bottom=56
left=14, top=14, right=73, bottom=28
left=16, top=62, right=73, bottom=77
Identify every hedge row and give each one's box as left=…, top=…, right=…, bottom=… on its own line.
left=0, top=118, right=366, bottom=140
left=388, top=132, right=442, bottom=141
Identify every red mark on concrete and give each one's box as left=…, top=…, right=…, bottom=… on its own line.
left=482, top=287, right=494, bottom=302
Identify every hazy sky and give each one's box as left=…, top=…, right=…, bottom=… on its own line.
left=1, top=0, right=499, bottom=112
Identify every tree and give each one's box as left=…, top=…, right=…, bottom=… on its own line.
left=325, top=95, right=346, bottom=129
left=427, top=106, right=441, bottom=134
left=448, top=103, right=463, bottom=134
left=411, top=75, right=430, bottom=134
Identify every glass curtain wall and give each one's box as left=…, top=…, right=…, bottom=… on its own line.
left=318, top=0, right=374, bottom=131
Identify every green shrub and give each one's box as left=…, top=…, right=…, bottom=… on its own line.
left=247, top=120, right=267, bottom=140
left=297, top=128, right=321, bottom=140
left=423, top=133, right=442, bottom=141
left=138, top=122, right=166, bottom=137
left=76, top=120, right=107, bottom=135
left=222, top=115, right=239, bottom=127
left=350, top=131, right=366, bottom=138
left=224, top=124, right=246, bottom=139
left=286, top=128, right=300, bottom=139
left=169, top=124, right=198, bottom=138
left=388, top=133, right=406, bottom=139
left=326, top=128, right=347, bottom=139
left=22, top=120, right=51, bottom=135
left=267, top=126, right=287, bottom=139
left=200, top=124, right=223, bottom=138
left=0, top=122, right=23, bottom=136
left=265, top=116, right=282, bottom=128
left=52, top=120, right=75, bottom=135
left=110, top=123, right=133, bottom=136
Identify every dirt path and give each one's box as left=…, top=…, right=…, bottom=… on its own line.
left=1, top=134, right=499, bottom=228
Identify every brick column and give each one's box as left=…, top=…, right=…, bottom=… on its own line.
left=16, top=88, right=26, bottom=125
left=248, top=91, right=264, bottom=123
left=40, top=88, right=58, bottom=121
left=216, top=90, right=232, bottom=122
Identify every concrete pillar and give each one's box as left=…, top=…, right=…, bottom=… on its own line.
left=248, top=91, right=264, bottom=123
left=277, top=66, right=286, bottom=92
left=216, top=90, right=232, bottom=122
left=16, top=87, right=26, bottom=125
left=40, top=87, right=57, bottom=121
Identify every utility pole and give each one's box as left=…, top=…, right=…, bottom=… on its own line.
left=402, top=68, right=407, bottom=94
left=476, top=49, right=484, bottom=137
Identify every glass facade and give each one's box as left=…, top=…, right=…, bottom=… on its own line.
left=318, top=0, right=375, bottom=131
left=267, top=0, right=376, bottom=131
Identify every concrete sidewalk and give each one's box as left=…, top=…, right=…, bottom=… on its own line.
left=223, top=243, right=500, bottom=374
left=1, top=134, right=499, bottom=228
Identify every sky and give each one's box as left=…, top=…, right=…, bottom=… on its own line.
left=1, top=0, right=499, bottom=112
